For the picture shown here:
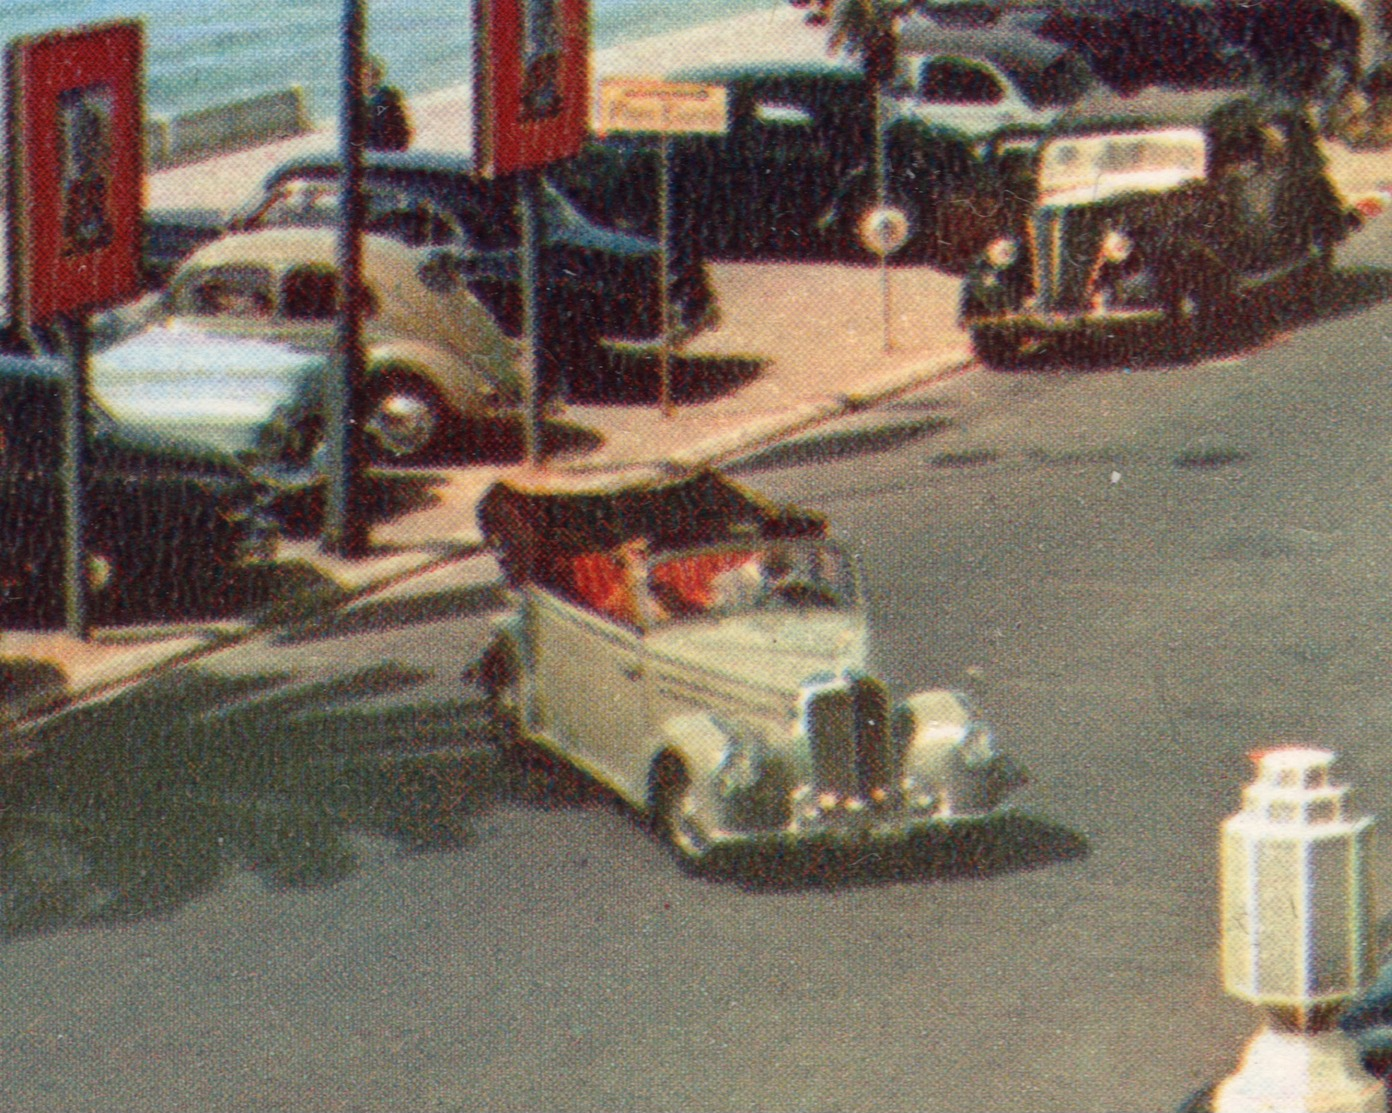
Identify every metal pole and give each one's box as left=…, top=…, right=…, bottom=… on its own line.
left=517, top=168, right=543, bottom=468
left=59, top=312, right=90, bottom=640
left=657, top=132, right=673, bottom=417
left=324, top=0, right=369, bottom=556
left=875, top=84, right=892, bottom=353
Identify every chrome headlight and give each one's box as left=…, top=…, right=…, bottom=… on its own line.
left=985, top=237, right=1019, bottom=268
left=1099, top=229, right=1133, bottom=264
left=716, top=735, right=762, bottom=794
left=960, top=724, right=996, bottom=768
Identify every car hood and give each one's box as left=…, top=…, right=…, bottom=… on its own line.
left=646, top=611, right=869, bottom=695
left=92, top=326, right=324, bottom=457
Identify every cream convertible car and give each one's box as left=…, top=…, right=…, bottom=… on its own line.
left=475, top=470, right=1026, bottom=865
left=96, top=228, right=519, bottom=463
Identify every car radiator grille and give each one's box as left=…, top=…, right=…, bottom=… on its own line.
left=805, top=676, right=896, bottom=801
left=1032, top=208, right=1100, bottom=311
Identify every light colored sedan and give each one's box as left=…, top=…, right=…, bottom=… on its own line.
left=99, top=227, right=520, bottom=462
left=475, top=470, right=1026, bottom=868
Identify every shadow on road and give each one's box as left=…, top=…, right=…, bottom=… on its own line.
left=730, top=415, right=954, bottom=473
left=493, top=732, right=1087, bottom=889
left=0, top=664, right=502, bottom=939
left=697, top=811, right=1090, bottom=891
left=271, top=582, right=508, bottom=646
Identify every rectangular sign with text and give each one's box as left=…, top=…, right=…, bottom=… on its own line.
left=597, top=78, right=728, bottom=136
left=7, top=20, right=144, bottom=327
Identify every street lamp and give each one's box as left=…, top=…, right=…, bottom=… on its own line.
left=1215, top=745, right=1383, bottom=1113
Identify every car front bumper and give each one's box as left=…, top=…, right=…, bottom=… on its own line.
left=672, top=753, right=1027, bottom=862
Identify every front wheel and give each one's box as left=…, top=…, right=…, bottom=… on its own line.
left=648, top=752, right=702, bottom=866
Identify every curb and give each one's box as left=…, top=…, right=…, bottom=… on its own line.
left=690, top=350, right=973, bottom=470
left=611, top=349, right=973, bottom=475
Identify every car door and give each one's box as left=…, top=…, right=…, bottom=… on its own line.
left=529, top=587, right=652, bottom=801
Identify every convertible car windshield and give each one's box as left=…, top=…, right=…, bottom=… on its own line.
left=647, top=540, right=859, bottom=619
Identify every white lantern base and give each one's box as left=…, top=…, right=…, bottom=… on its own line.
left=1214, top=1026, right=1386, bottom=1113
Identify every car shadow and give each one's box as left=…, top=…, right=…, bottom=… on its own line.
left=567, top=351, right=765, bottom=407
left=490, top=727, right=1087, bottom=889
left=695, top=811, right=1090, bottom=891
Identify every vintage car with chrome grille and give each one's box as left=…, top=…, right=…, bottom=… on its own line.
left=959, top=89, right=1361, bottom=365
left=473, top=470, right=1025, bottom=866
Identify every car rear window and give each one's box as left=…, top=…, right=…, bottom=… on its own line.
left=918, top=58, right=1005, bottom=104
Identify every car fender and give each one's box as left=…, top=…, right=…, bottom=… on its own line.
left=646, top=713, right=740, bottom=827
left=895, top=688, right=1024, bottom=815
left=364, top=339, right=500, bottom=415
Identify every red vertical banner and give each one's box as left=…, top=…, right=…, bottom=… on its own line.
left=474, top=0, right=590, bottom=176
left=7, top=20, right=145, bottom=328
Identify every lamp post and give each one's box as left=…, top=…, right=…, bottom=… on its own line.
left=1215, top=746, right=1384, bottom=1113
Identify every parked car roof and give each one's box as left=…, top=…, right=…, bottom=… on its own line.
left=1048, top=85, right=1262, bottom=134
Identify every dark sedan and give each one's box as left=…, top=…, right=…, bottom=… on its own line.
left=0, top=351, right=277, bottom=625
left=143, top=151, right=719, bottom=397
left=556, top=62, right=879, bottom=260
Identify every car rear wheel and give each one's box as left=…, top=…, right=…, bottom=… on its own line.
left=361, top=372, right=449, bottom=463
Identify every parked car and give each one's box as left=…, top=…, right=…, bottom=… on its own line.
left=1025, top=0, right=1250, bottom=96
left=143, top=150, right=719, bottom=392
left=903, top=0, right=1360, bottom=123
left=100, top=227, right=520, bottom=463
left=892, top=19, right=1098, bottom=144
left=563, top=57, right=1053, bottom=265
left=959, top=89, right=1360, bottom=364
left=560, top=62, right=880, bottom=259
left=0, top=350, right=278, bottom=625
left=474, top=469, right=1026, bottom=866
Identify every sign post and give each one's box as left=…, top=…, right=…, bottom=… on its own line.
left=475, top=0, right=590, bottom=468
left=857, top=87, right=910, bottom=353
left=323, top=0, right=370, bottom=558
left=7, top=21, right=144, bottom=640
left=598, top=78, right=727, bottom=417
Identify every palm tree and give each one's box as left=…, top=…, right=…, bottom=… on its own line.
left=821, top=0, right=904, bottom=86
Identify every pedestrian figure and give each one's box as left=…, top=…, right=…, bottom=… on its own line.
left=366, top=56, right=411, bottom=152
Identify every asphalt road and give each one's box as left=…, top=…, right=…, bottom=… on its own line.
left=5, top=215, right=1392, bottom=1110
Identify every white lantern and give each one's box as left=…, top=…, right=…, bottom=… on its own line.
left=1221, top=747, right=1374, bottom=1016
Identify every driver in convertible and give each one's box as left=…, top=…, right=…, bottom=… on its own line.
left=709, top=546, right=796, bottom=611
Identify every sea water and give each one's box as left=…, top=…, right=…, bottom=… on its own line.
left=0, top=0, right=783, bottom=120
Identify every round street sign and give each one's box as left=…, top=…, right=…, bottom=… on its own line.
left=859, top=205, right=911, bottom=256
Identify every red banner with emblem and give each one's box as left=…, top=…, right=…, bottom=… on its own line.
left=6, top=20, right=144, bottom=327
left=474, top=0, right=589, bottom=177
